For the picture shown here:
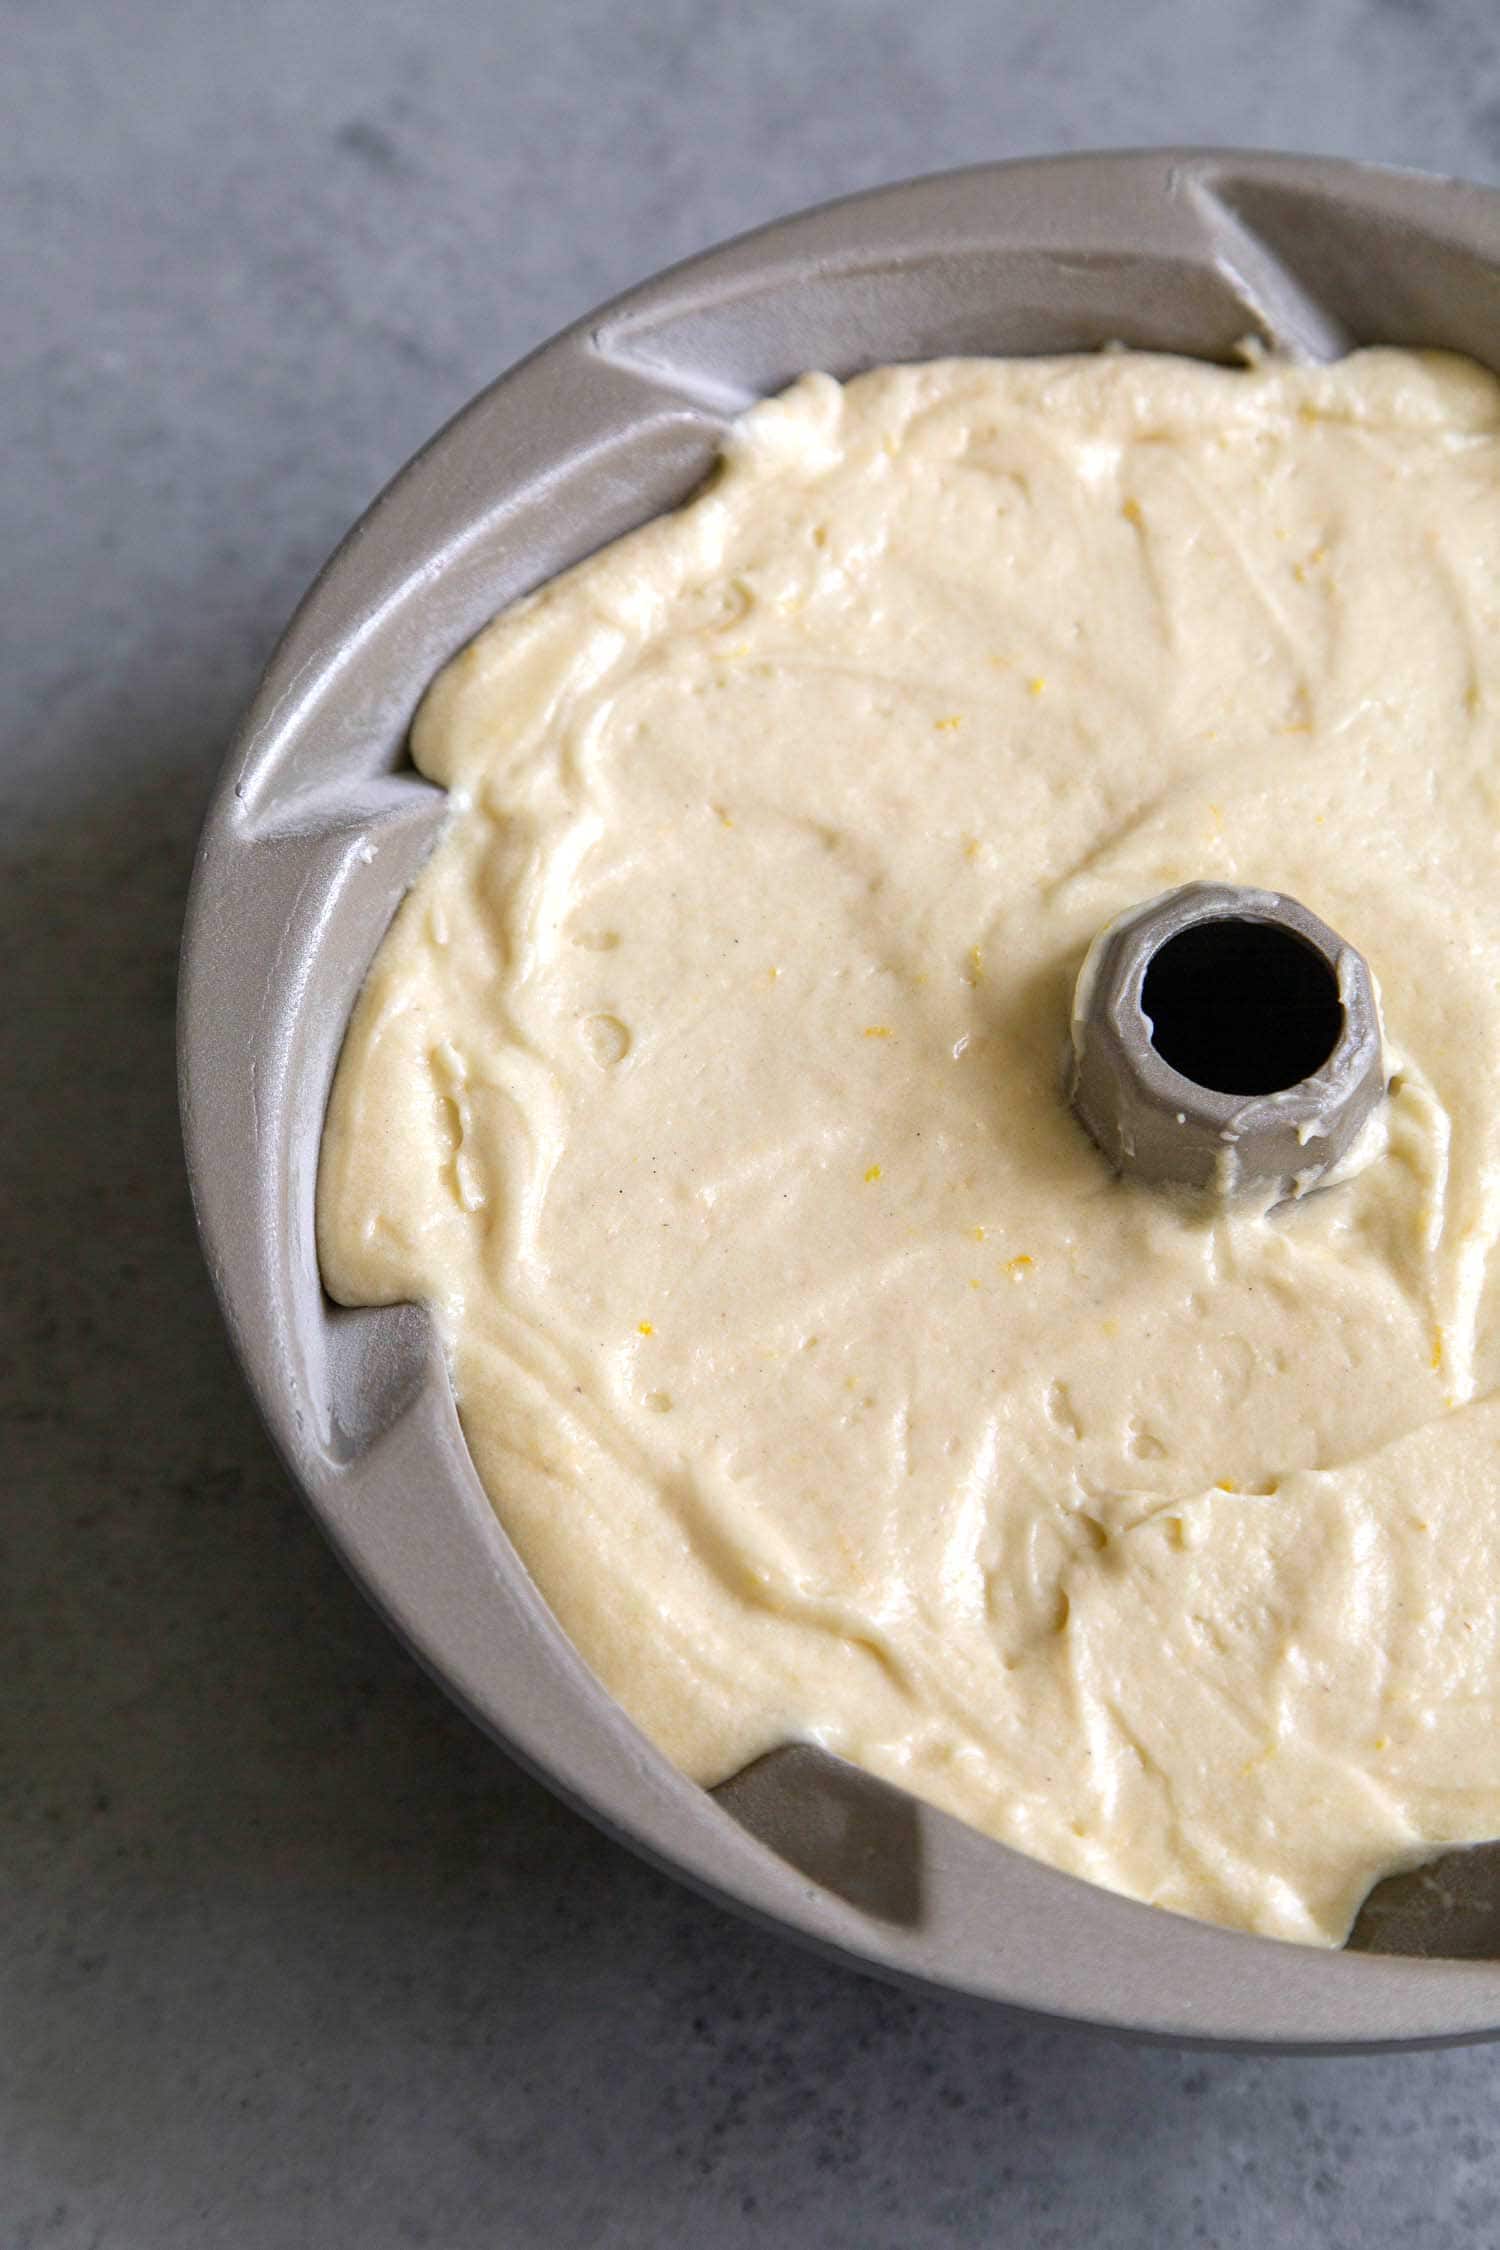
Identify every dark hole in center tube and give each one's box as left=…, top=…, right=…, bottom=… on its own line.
left=1141, top=918, right=1343, bottom=1096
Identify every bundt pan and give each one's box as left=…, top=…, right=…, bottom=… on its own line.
left=179, top=151, right=1500, bottom=2048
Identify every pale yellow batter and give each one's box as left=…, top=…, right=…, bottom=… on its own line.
left=318, top=348, right=1500, bottom=1945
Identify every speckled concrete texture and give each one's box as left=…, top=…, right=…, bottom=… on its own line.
left=10, top=2, right=1500, bottom=2243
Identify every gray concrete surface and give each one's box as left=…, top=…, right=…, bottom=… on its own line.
left=9, top=2, right=1500, bottom=2243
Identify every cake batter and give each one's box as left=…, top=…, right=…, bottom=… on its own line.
left=319, top=347, right=1500, bottom=1943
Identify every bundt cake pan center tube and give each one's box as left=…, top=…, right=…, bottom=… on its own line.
left=179, top=152, right=1500, bottom=2048
left=1069, top=882, right=1387, bottom=1199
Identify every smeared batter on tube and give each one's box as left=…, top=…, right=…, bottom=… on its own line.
left=319, top=349, right=1500, bottom=1944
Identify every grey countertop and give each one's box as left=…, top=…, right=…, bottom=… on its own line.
left=9, top=3, right=1500, bottom=2243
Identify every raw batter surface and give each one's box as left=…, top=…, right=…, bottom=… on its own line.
left=319, top=348, right=1500, bottom=1943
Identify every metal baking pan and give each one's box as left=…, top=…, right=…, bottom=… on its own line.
left=178, top=150, right=1500, bottom=2047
